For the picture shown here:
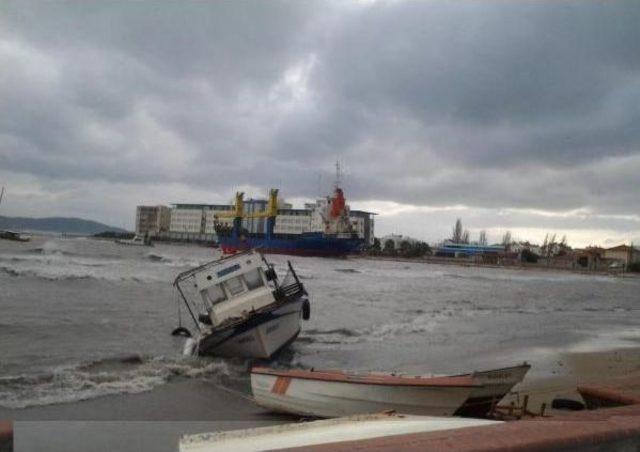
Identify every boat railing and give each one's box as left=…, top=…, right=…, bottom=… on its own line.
left=273, top=261, right=306, bottom=300
left=273, top=281, right=305, bottom=302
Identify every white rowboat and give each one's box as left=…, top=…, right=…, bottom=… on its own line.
left=251, top=363, right=530, bottom=419
left=250, top=367, right=478, bottom=418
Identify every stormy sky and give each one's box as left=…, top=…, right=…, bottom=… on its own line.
left=1, top=1, right=639, bottom=246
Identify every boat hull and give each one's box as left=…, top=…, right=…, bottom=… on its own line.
left=455, top=363, right=531, bottom=417
left=251, top=374, right=474, bottom=418
left=218, top=234, right=364, bottom=257
left=198, top=297, right=305, bottom=359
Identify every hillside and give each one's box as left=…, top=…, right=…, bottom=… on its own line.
left=0, top=216, right=128, bottom=235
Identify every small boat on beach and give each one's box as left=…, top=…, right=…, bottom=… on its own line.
left=250, top=367, right=478, bottom=418
left=250, top=363, right=530, bottom=418
left=173, top=249, right=310, bottom=359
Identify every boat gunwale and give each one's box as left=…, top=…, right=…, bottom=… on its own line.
left=251, top=367, right=479, bottom=388
left=453, top=362, right=531, bottom=379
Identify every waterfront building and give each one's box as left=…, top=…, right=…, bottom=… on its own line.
left=168, top=204, right=233, bottom=242
left=603, top=244, right=640, bottom=268
left=351, top=210, right=375, bottom=246
left=169, top=204, right=206, bottom=235
left=135, top=205, right=171, bottom=236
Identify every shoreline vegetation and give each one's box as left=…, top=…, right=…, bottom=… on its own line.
left=358, top=254, right=640, bottom=277
left=361, top=218, right=640, bottom=275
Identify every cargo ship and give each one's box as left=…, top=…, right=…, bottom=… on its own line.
left=214, top=185, right=364, bottom=257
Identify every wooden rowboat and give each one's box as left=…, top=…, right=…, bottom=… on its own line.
left=251, top=363, right=530, bottom=419
left=250, top=367, right=479, bottom=418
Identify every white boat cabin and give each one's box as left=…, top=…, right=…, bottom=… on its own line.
left=193, top=250, right=277, bottom=327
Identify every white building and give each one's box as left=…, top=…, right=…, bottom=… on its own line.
left=135, top=205, right=171, bottom=236
left=170, top=205, right=206, bottom=234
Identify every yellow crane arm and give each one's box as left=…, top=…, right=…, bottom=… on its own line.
left=213, top=189, right=279, bottom=219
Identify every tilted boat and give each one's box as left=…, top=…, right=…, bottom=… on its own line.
left=250, top=363, right=530, bottom=418
left=173, top=249, right=310, bottom=359
left=250, top=367, right=478, bottom=418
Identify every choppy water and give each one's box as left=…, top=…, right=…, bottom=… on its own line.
left=1, top=236, right=639, bottom=409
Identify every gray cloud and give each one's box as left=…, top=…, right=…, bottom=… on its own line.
left=0, top=1, right=639, bottom=245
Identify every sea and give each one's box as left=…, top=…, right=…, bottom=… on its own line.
left=1, top=235, right=639, bottom=410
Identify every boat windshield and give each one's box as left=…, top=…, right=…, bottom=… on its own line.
left=224, top=276, right=245, bottom=296
left=206, top=284, right=227, bottom=305
left=244, top=268, right=264, bottom=290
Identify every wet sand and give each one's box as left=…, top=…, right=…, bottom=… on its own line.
left=4, top=347, right=640, bottom=451
left=1, top=379, right=291, bottom=452
left=505, top=347, right=640, bottom=412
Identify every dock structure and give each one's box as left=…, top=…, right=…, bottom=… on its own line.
left=282, top=404, right=640, bottom=451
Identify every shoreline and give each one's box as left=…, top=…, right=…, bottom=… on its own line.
left=3, top=347, right=639, bottom=420
left=356, top=254, right=640, bottom=278
left=2, top=347, right=639, bottom=451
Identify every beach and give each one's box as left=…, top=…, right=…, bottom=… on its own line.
left=3, top=347, right=639, bottom=451
left=2, top=236, right=640, bottom=451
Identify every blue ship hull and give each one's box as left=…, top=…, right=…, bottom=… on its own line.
left=218, top=233, right=364, bottom=257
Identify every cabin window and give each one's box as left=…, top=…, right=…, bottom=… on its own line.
left=224, top=276, right=245, bottom=296
left=244, top=268, right=264, bottom=290
left=207, top=284, right=227, bottom=305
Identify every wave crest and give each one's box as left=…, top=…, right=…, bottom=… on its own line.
left=0, top=355, right=235, bottom=409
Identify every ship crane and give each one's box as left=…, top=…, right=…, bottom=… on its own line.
left=214, top=189, right=280, bottom=241
left=214, top=189, right=279, bottom=220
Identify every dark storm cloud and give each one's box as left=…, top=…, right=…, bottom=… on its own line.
left=305, top=2, right=640, bottom=166
left=0, top=0, right=639, bottom=234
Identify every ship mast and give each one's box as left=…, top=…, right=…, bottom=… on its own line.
left=335, top=160, right=341, bottom=190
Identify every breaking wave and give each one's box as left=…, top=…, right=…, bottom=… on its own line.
left=0, top=264, right=163, bottom=283
left=146, top=253, right=168, bottom=262
left=302, top=314, right=439, bottom=345
left=0, top=354, right=236, bottom=409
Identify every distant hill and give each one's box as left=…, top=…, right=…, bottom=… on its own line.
left=0, top=216, right=128, bottom=235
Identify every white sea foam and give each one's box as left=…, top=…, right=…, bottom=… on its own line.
left=0, top=356, right=234, bottom=409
